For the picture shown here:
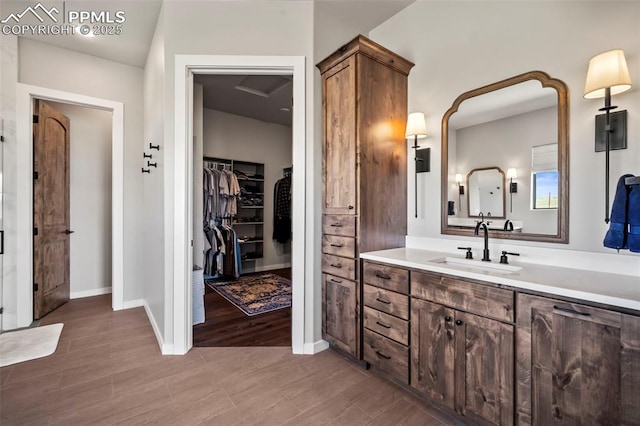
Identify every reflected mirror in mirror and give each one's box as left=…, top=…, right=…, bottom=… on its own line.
left=442, top=71, right=569, bottom=243
left=467, top=167, right=505, bottom=218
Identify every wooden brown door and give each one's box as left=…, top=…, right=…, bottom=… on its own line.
left=323, top=56, right=357, bottom=215
left=411, top=298, right=456, bottom=409
left=33, top=100, right=71, bottom=319
left=322, top=273, right=358, bottom=356
left=455, top=311, right=514, bottom=425
left=516, top=294, right=640, bottom=425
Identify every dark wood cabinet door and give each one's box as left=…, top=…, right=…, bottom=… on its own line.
left=411, top=298, right=456, bottom=409
left=455, top=311, right=514, bottom=425
left=322, top=274, right=358, bottom=357
left=516, top=294, right=640, bottom=425
left=323, top=57, right=357, bottom=215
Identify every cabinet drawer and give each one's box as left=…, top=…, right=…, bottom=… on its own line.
left=363, top=306, right=408, bottom=345
left=322, top=235, right=356, bottom=258
left=363, top=261, right=409, bottom=294
left=322, top=215, right=356, bottom=237
left=363, top=329, right=409, bottom=384
left=363, top=284, right=409, bottom=320
left=412, top=271, right=514, bottom=323
left=322, top=254, right=357, bottom=280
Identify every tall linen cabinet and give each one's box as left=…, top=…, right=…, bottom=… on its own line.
left=317, top=35, right=414, bottom=358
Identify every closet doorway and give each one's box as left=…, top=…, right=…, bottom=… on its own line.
left=192, top=74, right=293, bottom=347
left=33, top=99, right=114, bottom=319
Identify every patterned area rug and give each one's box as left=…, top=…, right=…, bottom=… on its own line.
left=206, top=273, right=291, bottom=316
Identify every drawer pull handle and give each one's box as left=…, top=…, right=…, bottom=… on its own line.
left=455, top=320, right=463, bottom=326
left=376, top=321, right=391, bottom=329
left=375, top=351, right=391, bottom=360
left=330, top=223, right=343, bottom=227
left=375, top=273, right=391, bottom=280
left=330, top=243, right=344, bottom=248
left=375, top=298, right=391, bottom=305
left=329, top=278, right=343, bottom=283
left=553, top=305, right=591, bottom=317
left=444, top=316, right=452, bottom=322
left=330, top=263, right=342, bottom=269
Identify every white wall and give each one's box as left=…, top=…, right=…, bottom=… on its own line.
left=145, top=0, right=316, bottom=350
left=47, top=101, right=112, bottom=298
left=1, top=34, right=18, bottom=329
left=142, top=8, right=167, bottom=348
left=371, top=1, right=640, bottom=259
left=202, top=109, right=293, bottom=272
left=454, top=107, right=557, bottom=234
left=193, top=83, right=204, bottom=268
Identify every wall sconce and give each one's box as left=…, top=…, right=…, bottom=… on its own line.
left=507, top=168, right=517, bottom=213
left=406, top=112, right=428, bottom=218
left=455, top=173, right=464, bottom=213
left=584, top=49, right=632, bottom=223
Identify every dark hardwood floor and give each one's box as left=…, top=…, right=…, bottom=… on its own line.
left=193, top=268, right=292, bottom=347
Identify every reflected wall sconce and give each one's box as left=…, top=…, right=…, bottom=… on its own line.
left=507, top=168, right=517, bottom=213
left=455, top=173, right=464, bottom=213
left=406, top=112, right=428, bottom=218
left=584, top=49, right=632, bottom=223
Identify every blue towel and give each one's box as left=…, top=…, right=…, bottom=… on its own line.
left=603, top=174, right=634, bottom=250
left=628, top=177, right=640, bottom=253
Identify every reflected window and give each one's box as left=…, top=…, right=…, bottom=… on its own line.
left=531, top=143, right=558, bottom=210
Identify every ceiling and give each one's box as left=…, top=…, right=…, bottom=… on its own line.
left=3, top=0, right=162, bottom=67
left=3, top=0, right=415, bottom=124
left=449, top=80, right=558, bottom=130
left=195, top=74, right=293, bottom=126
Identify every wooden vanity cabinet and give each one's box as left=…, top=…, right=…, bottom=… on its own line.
left=516, top=293, right=640, bottom=425
left=317, top=35, right=413, bottom=358
left=361, top=261, right=410, bottom=383
left=411, top=272, right=515, bottom=425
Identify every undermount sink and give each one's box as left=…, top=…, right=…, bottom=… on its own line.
left=429, top=257, right=522, bottom=274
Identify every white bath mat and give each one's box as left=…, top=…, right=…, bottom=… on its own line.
left=0, top=323, right=64, bottom=367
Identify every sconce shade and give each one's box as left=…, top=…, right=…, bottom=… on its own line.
left=455, top=173, right=463, bottom=184
left=506, top=168, right=517, bottom=179
left=584, top=49, right=632, bottom=99
left=405, top=112, right=428, bottom=138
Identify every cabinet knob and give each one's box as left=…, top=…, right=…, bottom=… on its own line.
left=348, top=205, right=354, bottom=210
left=455, top=319, right=463, bottom=326
left=444, top=316, right=452, bottom=322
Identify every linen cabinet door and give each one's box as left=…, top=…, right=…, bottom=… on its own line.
left=322, top=273, right=358, bottom=357
left=411, top=298, right=456, bottom=409
left=323, top=57, right=357, bottom=215
left=516, top=294, right=640, bottom=426
left=454, top=312, right=514, bottom=426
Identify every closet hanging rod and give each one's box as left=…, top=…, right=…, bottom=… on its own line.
left=625, top=176, right=640, bottom=185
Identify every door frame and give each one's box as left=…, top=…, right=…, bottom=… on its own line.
left=173, top=55, right=310, bottom=355
left=15, top=84, right=124, bottom=327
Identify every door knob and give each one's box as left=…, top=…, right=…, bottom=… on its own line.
left=64, top=230, right=75, bottom=235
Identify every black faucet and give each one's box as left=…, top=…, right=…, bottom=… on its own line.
left=503, top=219, right=514, bottom=231
left=474, top=220, right=491, bottom=262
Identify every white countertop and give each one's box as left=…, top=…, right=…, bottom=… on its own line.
left=360, top=247, right=640, bottom=312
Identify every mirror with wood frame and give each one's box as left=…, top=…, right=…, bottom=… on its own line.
left=442, top=71, right=569, bottom=243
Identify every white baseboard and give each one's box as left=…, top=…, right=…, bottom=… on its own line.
left=70, top=287, right=112, bottom=299
left=304, top=339, right=329, bottom=355
left=142, top=301, right=173, bottom=355
left=244, top=263, right=292, bottom=273
left=122, top=299, right=144, bottom=309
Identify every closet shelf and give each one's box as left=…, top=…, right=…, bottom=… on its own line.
left=237, top=177, right=264, bottom=182
left=239, top=240, right=264, bottom=245
left=233, top=222, right=264, bottom=225
left=239, top=205, right=264, bottom=209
